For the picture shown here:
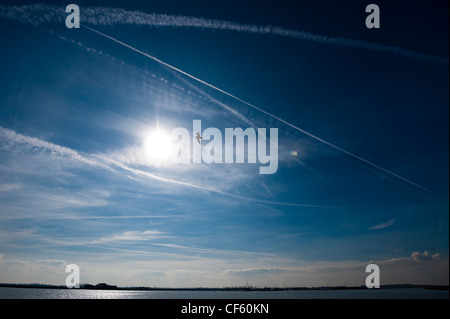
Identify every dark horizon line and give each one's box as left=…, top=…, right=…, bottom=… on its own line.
left=0, top=282, right=448, bottom=292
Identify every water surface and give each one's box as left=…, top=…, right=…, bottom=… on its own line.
left=0, top=287, right=447, bottom=299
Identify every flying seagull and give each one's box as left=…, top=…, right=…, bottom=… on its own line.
left=195, top=132, right=202, bottom=144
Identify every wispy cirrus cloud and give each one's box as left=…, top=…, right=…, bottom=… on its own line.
left=0, top=126, right=112, bottom=171
left=36, top=259, right=67, bottom=267
left=0, top=183, right=22, bottom=192
left=96, top=230, right=167, bottom=243
left=0, top=5, right=435, bottom=193
left=0, top=125, right=232, bottom=195
left=0, top=126, right=320, bottom=208
left=369, top=219, right=395, bottom=231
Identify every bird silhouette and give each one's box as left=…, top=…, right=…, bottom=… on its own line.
left=195, top=132, right=202, bottom=144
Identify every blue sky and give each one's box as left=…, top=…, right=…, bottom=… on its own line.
left=0, top=0, right=448, bottom=287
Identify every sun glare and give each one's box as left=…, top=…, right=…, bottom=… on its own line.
left=144, top=130, right=173, bottom=162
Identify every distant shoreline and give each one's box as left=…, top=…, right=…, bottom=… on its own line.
left=0, top=283, right=448, bottom=291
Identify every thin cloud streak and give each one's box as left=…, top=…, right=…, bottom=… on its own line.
left=369, top=219, right=396, bottom=230
left=0, top=4, right=439, bottom=192
left=95, top=153, right=325, bottom=208
left=0, top=4, right=447, bottom=64
left=149, top=243, right=277, bottom=258
left=81, top=26, right=432, bottom=193
left=0, top=126, right=325, bottom=208
left=0, top=126, right=113, bottom=172
left=81, top=25, right=256, bottom=127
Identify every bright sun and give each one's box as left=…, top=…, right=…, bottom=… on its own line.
left=144, top=130, right=173, bottom=162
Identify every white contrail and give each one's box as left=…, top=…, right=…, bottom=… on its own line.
left=81, top=25, right=255, bottom=127
left=0, top=125, right=324, bottom=207
left=81, top=26, right=431, bottom=193
left=0, top=4, right=448, bottom=64
left=0, top=4, right=434, bottom=192
left=0, top=126, right=113, bottom=172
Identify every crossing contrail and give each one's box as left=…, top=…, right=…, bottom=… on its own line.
left=0, top=4, right=448, bottom=64
left=82, top=25, right=431, bottom=193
